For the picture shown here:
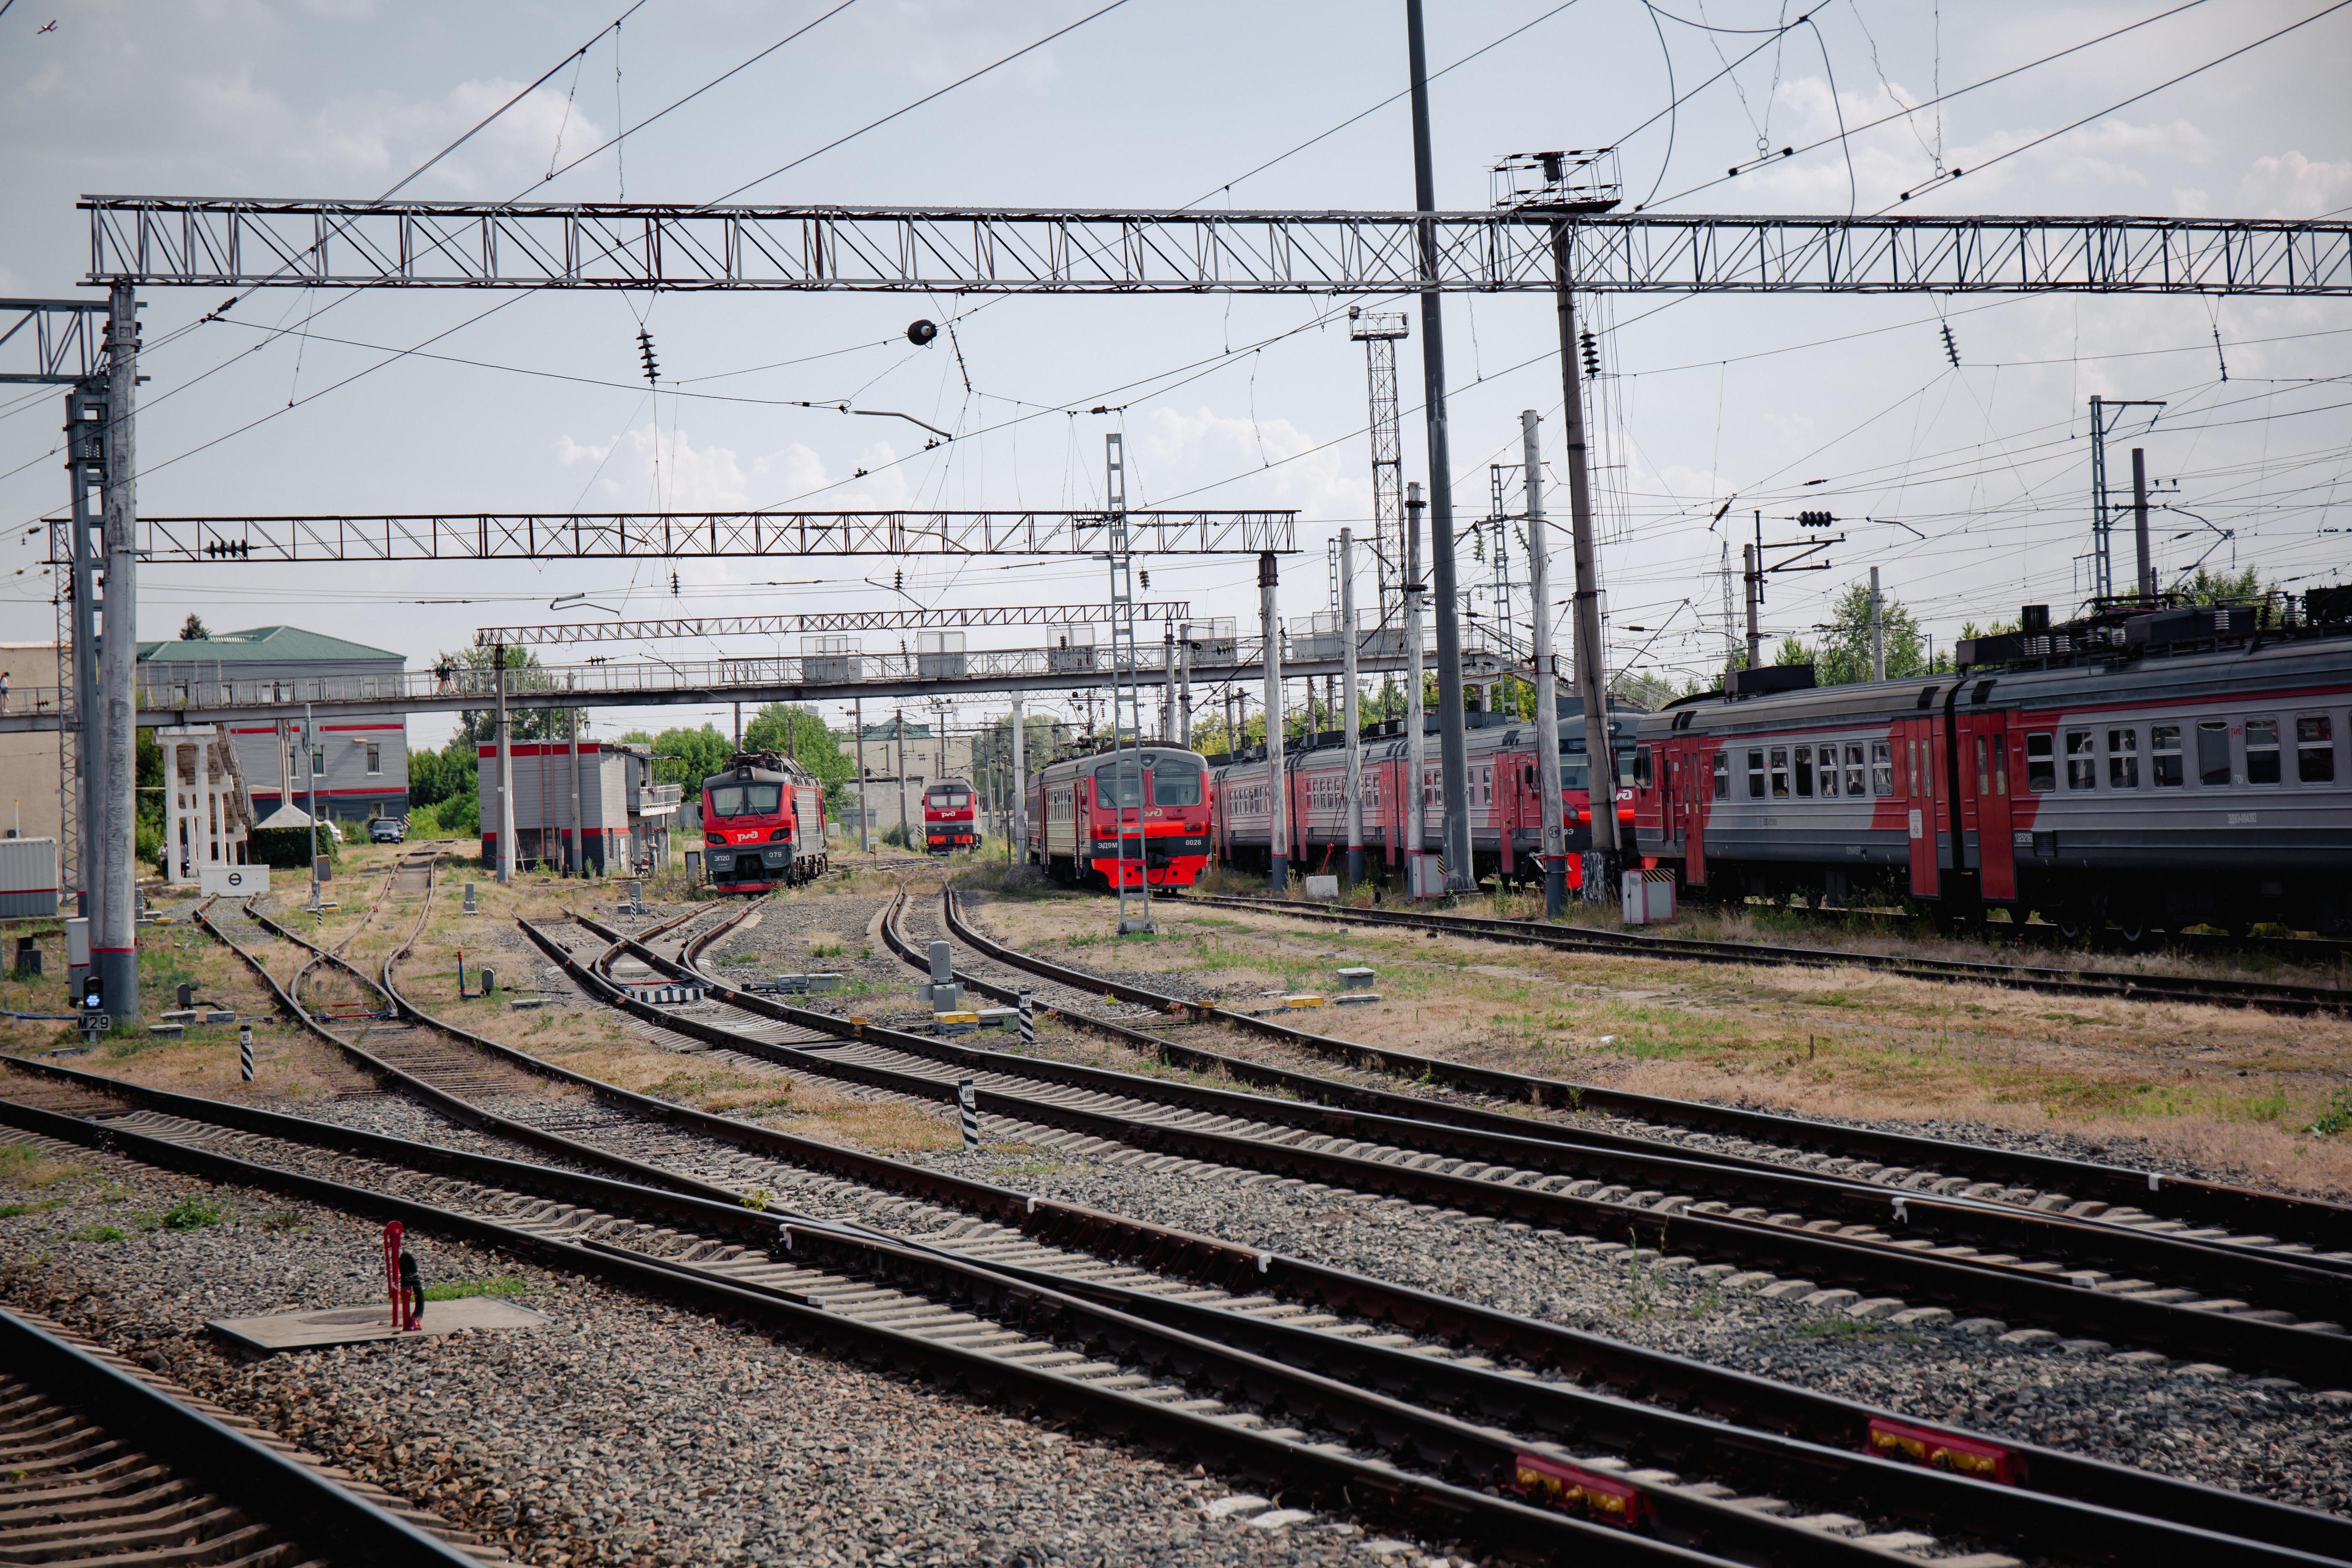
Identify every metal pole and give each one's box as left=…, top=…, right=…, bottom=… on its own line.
left=1405, top=0, right=1473, bottom=893
left=1010, top=692, right=1027, bottom=866
left=1522, top=413, right=1567, bottom=918
left=494, top=645, right=515, bottom=885
left=1744, top=542, right=1763, bottom=674
left=1178, top=631, right=1193, bottom=749
left=94, top=284, right=139, bottom=1021
left=2090, top=395, right=2110, bottom=601
left=1549, top=224, right=1617, bottom=895
left=568, top=699, right=582, bottom=876
left=1161, top=624, right=1175, bottom=741
left=1341, top=528, right=1365, bottom=888
left=65, top=398, right=101, bottom=919
left=733, top=701, right=741, bottom=751
left=1260, top=551, right=1287, bottom=892
left=896, top=711, right=908, bottom=845
left=304, top=702, right=319, bottom=911
left=853, top=696, right=869, bottom=853
left=2132, top=446, right=2154, bottom=600
left=1869, top=565, right=1885, bottom=682
left=1404, top=484, right=1430, bottom=896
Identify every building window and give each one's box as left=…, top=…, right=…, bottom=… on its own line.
left=2150, top=724, right=2183, bottom=787
left=1713, top=752, right=1729, bottom=799
left=2196, top=720, right=2230, bottom=787
left=310, top=746, right=326, bottom=777
left=2065, top=730, right=2096, bottom=789
left=2025, top=732, right=2055, bottom=792
left=2107, top=728, right=2138, bottom=789
left=1768, top=747, right=1789, bottom=799
left=2298, top=715, right=2336, bottom=782
left=1793, top=745, right=1814, bottom=797
left=365, top=742, right=381, bottom=776
left=2245, top=718, right=2280, bottom=784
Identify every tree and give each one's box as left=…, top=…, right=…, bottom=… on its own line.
left=743, top=703, right=856, bottom=812
left=2178, top=564, right=2267, bottom=606
left=618, top=724, right=734, bottom=798
left=407, top=735, right=477, bottom=809
left=178, top=613, right=208, bottom=640
left=444, top=645, right=568, bottom=743
left=1804, top=579, right=1929, bottom=685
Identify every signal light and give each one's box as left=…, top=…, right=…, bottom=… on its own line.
left=1939, top=323, right=1959, bottom=367
left=1579, top=330, right=1602, bottom=377
left=1798, top=510, right=1834, bottom=528
left=636, top=326, right=660, bottom=385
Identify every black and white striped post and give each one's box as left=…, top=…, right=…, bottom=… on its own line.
left=957, top=1078, right=979, bottom=1150
left=238, top=1024, right=254, bottom=1082
left=1017, top=990, right=1035, bottom=1047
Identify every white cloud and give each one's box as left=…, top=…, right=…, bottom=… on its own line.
left=2238, top=151, right=2352, bottom=219
left=1133, top=404, right=1360, bottom=519
left=297, top=79, right=609, bottom=193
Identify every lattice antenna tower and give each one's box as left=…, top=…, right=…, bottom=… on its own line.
left=1102, top=433, right=1152, bottom=935
left=1349, top=308, right=1410, bottom=630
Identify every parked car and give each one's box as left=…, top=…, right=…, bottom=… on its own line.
left=369, top=818, right=406, bottom=844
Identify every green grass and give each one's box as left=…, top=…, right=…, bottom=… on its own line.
left=2311, top=1082, right=2352, bottom=1137
left=420, top=1275, right=541, bottom=1301
left=70, top=1223, right=127, bottom=1243
left=0, top=1198, right=69, bottom=1219
left=810, top=942, right=845, bottom=958
left=158, top=1194, right=227, bottom=1230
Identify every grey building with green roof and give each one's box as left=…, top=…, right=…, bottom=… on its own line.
left=137, top=626, right=409, bottom=825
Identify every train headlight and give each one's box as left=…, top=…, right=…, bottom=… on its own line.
left=768, top=827, right=791, bottom=842
left=705, top=832, right=725, bottom=845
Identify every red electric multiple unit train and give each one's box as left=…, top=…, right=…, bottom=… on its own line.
left=1205, top=706, right=1642, bottom=886
left=923, top=779, right=979, bottom=852
left=1024, top=746, right=1213, bottom=888
left=699, top=749, right=828, bottom=893
left=1631, top=600, right=2352, bottom=938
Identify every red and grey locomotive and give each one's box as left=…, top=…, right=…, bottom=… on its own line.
left=923, top=779, right=979, bottom=852
left=1025, top=746, right=1212, bottom=889
left=1631, top=600, right=2352, bottom=937
left=699, top=750, right=828, bottom=893
left=1207, top=705, right=1642, bottom=886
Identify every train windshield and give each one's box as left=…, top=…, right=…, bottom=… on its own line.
left=1097, top=766, right=1144, bottom=808
left=929, top=790, right=969, bottom=809
left=1149, top=768, right=1203, bottom=806
left=708, top=781, right=782, bottom=817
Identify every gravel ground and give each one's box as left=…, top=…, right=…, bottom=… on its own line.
left=905, top=1145, right=2352, bottom=1520
left=0, top=1144, right=1474, bottom=1568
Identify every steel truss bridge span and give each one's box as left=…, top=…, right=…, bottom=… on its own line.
left=78, top=509, right=1295, bottom=563
left=471, top=602, right=1199, bottom=648
left=0, top=630, right=1506, bottom=733
left=80, top=198, right=2352, bottom=295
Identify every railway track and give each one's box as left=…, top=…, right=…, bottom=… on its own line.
left=1186, top=892, right=2352, bottom=1016
left=79, top=869, right=2339, bottom=1561
left=1697, top=898, right=2352, bottom=972
left=936, top=887, right=2352, bottom=1258
left=8, top=1052, right=2349, bottom=1568
left=0, top=1294, right=489, bottom=1568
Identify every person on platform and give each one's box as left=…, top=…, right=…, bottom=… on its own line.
left=397, top=1245, right=425, bottom=1329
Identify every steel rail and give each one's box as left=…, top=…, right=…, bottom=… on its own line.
left=0, top=1095, right=1679, bottom=1568
left=538, top=914, right=2352, bottom=1383
left=1187, top=892, right=2352, bottom=1013
left=10, top=1038, right=2341, bottom=1562
left=845, top=893, right=2352, bottom=1315
left=946, top=890, right=2352, bottom=1254
left=0, top=1305, right=486, bottom=1568
left=3, top=1062, right=2338, bottom=1568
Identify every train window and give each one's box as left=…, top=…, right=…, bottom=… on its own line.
left=1871, top=741, right=1893, bottom=797
left=2066, top=730, right=2096, bottom=789
left=1713, top=752, right=1729, bottom=799
left=1768, top=748, right=1789, bottom=799
left=1747, top=749, right=1765, bottom=799
left=2245, top=718, right=2280, bottom=784
left=1974, top=737, right=1989, bottom=796
left=1818, top=747, right=1838, bottom=797
left=2025, top=732, right=2054, bottom=792
left=2298, top=716, right=2335, bottom=782
left=1633, top=747, right=1653, bottom=788
left=2196, top=721, right=2232, bottom=787
left=1994, top=736, right=2008, bottom=796
left=1906, top=739, right=1919, bottom=796
left=1617, top=749, right=1638, bottom=790
left=1847, top=743, right=1869, bottom=797
left=1794, top=745, right=1814, bottom=797
left=1152, top=768, right=1202, bottom=806
left=707, top=782, right=782, bottom=817
left=1099, top=769, right=1144, bottom=808
left=2107, top=729, right=2139, bottom=788
left=2150, top=725, right=2184, bottom=788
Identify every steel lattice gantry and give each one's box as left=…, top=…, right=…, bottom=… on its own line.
left=472, top=601, right=1196, bottom=648
left=0, top=299, right=108, bottom=383
left=82, top=198, right=2352, bottom=294
left=81, top=509, right=1295, bottom=563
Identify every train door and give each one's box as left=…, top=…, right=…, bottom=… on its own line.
left=1678, top=740, right=1706, bottom=884
left=1966, top=711, right=2018, bottom=900
left=1902, top=716, right=1939, bottom=897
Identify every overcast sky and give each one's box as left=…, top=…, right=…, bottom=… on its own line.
left=3, top=0, right=2347, bottom=750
